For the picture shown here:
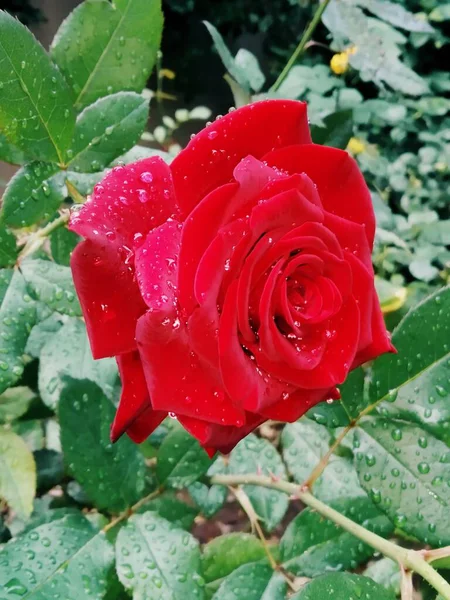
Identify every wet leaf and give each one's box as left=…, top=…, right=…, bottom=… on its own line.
left=116, top=511, right=205, bottom=599
left=228, top=434, right=288, bottom=531
left=157, top=424, right=212, bottom=489
left=280, top=496, right=393, bottom=576
left=0, top=514, right=114, bottom=599
left=0, top=11, right=75, bottom=163
left=0, top=428, right=36, bottom=518
left=68, top=92, right=149, bottom=172
left=59, top=378, right=146, bottom=512
left=51, top=0, right=163, bottom=109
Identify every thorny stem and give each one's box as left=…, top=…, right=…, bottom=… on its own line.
left=211, top=474, right=450, bottom=600
left=17, top=210, right=70, bottom=264
left=302, top=421, right=355, bottom=489
left=401, top=566, right=414, bottom=600
left=230, top=486, right=278, bottom=571
left=271, top=0, right=332, bottom=92
left=230, top=485, right=297, bottom=591
left=102, top=487, right=163, bottom=534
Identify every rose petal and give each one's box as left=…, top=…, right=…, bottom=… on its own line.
left=71, top=240, right=147, bottom=358
left=178, top=412, right=265, bottom=454
left=260, top=387, right=330, bottom=421
left=178, top=156, right=284, bottom=313
left=69, top=157, right=178, bottom=247
left=137, top=311, right=245, bottom=425
left=219, top=280, right=293, bottom=412
left=263, top=144, right=375, bottom=245
left=324, top=212, right=372, bottom=270
left=134, top=220, right=181, bottom=310
left=353, top=291, right=395, bottom=366
left=251, top=296, right=360, bottom=389
left=171, top=100, right=311, bottom=213
left=111, top=351, right=166, bottom=443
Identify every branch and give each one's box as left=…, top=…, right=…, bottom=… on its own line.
left=102, top=487, right=163, bottom=533
left=211, top=474, right=450, bottom=600
left=271, top=0, right=332, bottom=91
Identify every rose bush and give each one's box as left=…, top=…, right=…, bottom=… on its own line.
left=70, top=99, right=394, bottom=454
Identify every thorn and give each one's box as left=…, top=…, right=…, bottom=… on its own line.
left=268, top=470, right=280, bottom=482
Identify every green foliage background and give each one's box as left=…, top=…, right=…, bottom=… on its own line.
left=0, top=0, right=449, bottom=599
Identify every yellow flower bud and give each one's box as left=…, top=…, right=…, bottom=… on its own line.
left=347, top=137, right=366, bottom=155
left=330, top=52, right=349, bottom=75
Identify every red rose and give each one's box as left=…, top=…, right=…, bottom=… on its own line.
left=70, top=100, right=394, bottom=455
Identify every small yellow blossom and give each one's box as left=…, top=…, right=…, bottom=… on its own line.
left=435, top=161, right=447, bottom=172
left=381, top=286, right=407, bottom=315
left=347, top=137, right=366, bottom=155
left=330, top=52, right=349, bottom=75
left=330, top=46, right=358, bottom=74
left=160, top=68, right=176, bottom=80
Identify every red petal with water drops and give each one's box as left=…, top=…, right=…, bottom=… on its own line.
left=260, top=387, right=331, bottom=421
left=178, top=156, right=285, bottom=314
left=71, top=240, right=147, bottom=358
left=171, top=100, right=311, bottom=214
left=263, top=144, right=376, bottom=246
left=111, top=351, right=166, bottom=443
left=137, top=310, right=246, bottom=425
left=134, top=219, right=181, bottom=311
left=178, top=412, right=265, bottom=455
left=219, top=280, right=293, bottom=413
left=69, top=157, right=178, bottom=247
left=353, top=293, right=396, bottom=367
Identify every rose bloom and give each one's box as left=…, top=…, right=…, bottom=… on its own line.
left=70, top=100, right=394, bottom=456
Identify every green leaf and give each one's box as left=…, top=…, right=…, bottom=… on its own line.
left=38, top=318, right=117, bottom=409
left=340, top=367, right=367, bottom=418
left=25, top=313, right=63, bottom=359
left=429, top=4, right=450, bottom=21
left=50, top=227, right=79, bottom=266
left=34, top=449, right=65, bottom=493
left=204, top=22, right=250, bottom=93
left=51, top=0, right=163, bottom=109
left=0, top=132, right=27, bottom=165
left=306, top=400, right=350, bottom=428
left=0, top=270, right=37, bottom=394
left=311, top=109, right=354, bottom=150
left=211, top=563, right=286, bottom=600
left=0, top=514, right=114, bottom=599
left=234, top=49, right=265, bottom=93
left=68, top=92, right=150, bottom=173
left=1, top=162, right=66, bottom=228
left=0, top=10, right=75, bottom=163
left=354, top=418, right=450, bottom=546
left=363, top=558, right=401, bottom=595
left=65, top=171, right=106, bottom=196
left=0, top=269, right=13, bottom=304
left=0, top=386, right=36, bottom=422
left=359, top=0, right=434, bottom=32
left=12, top=420, right=45, bottom=452
left=201, top=533, right=266, bottom=585
left=116, top=512, right=205, bottom=599
left=59, top=378, right=146, bottom=512
left=136, top=491, right=199, bottom=530
left=157, top=424, right=212, bottom=489
left=291, top=573, right=396, bottom=599
left=0, top=225, right=17, bottom=268
left=280, top=496, right=393, bottom=576
left=281, top=419, right=364, bottom=502
left=21, top=258, right=81, bottom=317
left=20, top=507, right=80, bottom=534
left=0, top=428, right=36, bottom=517
left=228, top=434, right=288, bottom=531
left=188, top=457, right=228, bottom=518
left=369, top=286, right=450, bottom=441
